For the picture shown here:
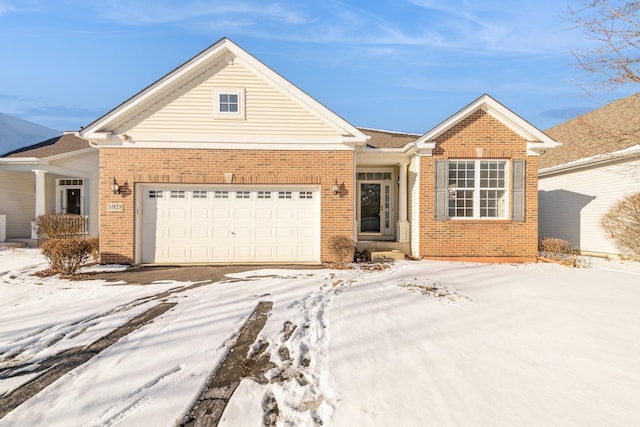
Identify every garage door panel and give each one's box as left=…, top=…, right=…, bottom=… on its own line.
left=190, top=228, right=209, bottom=239
left=213, top=208, right=231, bottom=219
left=169, top=208, right=187, bottom=219
left=255, top=227, right=273, bottom=239
left=298, top=208, right=314, bottom=220
left=191, top=247, right=209, bottom=259
left=234, top=208, right=251, bottom=220
left=298, top=227, right=314, bottom=239
left=168, top=247, right=187, bottom=259
left=213, top=227, right=230, bottom=238
left=213, top=247, right=232, bottom=258
left=255, top=247, right=274, bottom=258
left=277, top=227, right=295, bottom=239
left=191, top=208, right=209, bottom=220
left=256, top=208, right=274, bottom=220
left=141, top=186, right=320, bottom=263
left=169, top=228, right=187, bottom=239
left=277, top=208, right=295, bottom=220
left=234, top=246, right=253, bottom=258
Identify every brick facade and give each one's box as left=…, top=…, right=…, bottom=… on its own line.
left=418, top=110, right=539, bottom=261
left=99, top=148, right=354, bottom=264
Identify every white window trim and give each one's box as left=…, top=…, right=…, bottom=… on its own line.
left=448, top=159, right=509, bottom=220
left=214, top=88, right=245, bottom=120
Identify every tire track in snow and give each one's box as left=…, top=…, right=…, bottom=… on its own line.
left=0, top=287, right=184, bottom=372
left=83, top=364, right=185, bottom=427
left=0, top=302, right=177, bottom=419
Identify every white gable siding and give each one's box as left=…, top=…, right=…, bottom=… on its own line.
left=0, top=171, right=35, bottom=239
left=409, top=156, right=420, bottom=257
left=539, top=158, right=640, bottom=256
left=116, top=60, right=341, bottom=140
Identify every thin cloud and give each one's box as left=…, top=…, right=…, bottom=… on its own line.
left=97, top=1, right=312, bottom=26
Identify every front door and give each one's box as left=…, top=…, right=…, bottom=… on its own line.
left=66, top=188, right=81, bottom=215
left=358, top=180, right=393, bottom=237
left=360, top=183, right=381, bottom=233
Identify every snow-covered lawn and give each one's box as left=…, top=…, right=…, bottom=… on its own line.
left=1, top=249, right=639, bottom=426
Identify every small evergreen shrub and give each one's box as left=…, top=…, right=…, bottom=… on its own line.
left=41, top=237, right=92, bottom=275
left=34, top=214, right=87, bottom=238
left=327, top=235, right=355, bottom=268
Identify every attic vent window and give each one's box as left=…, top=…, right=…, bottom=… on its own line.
left=219, top=93, right=238, bottom=113
left=214, top=88, right=245, bottom=120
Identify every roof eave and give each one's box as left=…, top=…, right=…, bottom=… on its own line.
left=539, top=144, right=640, bottom=176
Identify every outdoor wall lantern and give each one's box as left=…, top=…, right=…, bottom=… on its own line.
left=111, top=178, right=121, bottom=195
left=333, top=180, right=340, bottom=195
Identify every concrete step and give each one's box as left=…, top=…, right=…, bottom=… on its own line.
left=0, top=242, right=28, bottom=249
left=367, top=249, right=405, bottom=261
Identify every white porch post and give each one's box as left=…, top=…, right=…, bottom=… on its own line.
left=397, top=162, right=410, bottom=243
left=31, top=169, right=47, bottom=239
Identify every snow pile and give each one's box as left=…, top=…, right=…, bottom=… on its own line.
left=1, top=249, right=640, bottom=426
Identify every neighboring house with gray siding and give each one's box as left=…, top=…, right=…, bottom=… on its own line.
left=539, top=92, right=640, bottom=257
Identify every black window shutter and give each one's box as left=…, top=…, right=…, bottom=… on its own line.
left=512, top=159, right=525, bottom=221
left=435, top=160, right=448, bottom=220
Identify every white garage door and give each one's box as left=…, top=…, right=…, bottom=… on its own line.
left=139, top=185, right=320, bottom=263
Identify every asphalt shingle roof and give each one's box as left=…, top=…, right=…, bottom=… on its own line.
left=2, top=133, right=90, bottom=158
left=541, top=92, right=640, bottom=169
left=358, top=128, right=420, bottom=149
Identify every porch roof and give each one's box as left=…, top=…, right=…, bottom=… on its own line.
left=2, top=133, right=89, bottom=158
left=359, top=128, right=420, bottom=149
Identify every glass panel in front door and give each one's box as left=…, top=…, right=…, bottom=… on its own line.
left=66, top=188, right=81, bottom=215
left=360, top=183, right=381, bottom=233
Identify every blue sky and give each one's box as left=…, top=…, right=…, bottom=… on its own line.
left=0, top=0, right=636, bottom=133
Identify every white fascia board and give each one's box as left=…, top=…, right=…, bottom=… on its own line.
left=539, top=144, right=640, bottom=177
left=0, top=157, right=39, bottom=165
left=98, top=142, right=355, bottom=151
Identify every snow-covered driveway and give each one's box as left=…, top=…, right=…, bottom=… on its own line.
left=1, top=249, right=639, bottom=426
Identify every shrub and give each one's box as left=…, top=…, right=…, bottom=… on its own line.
left=539, top=237, right=573, bottom=257
left=34, top=214, right=87, bottom=239
left=86, top=237, right=100, bottom=261
left=601, top=192, right=640, bottom=257
left=327, top=235, right=355, bottom=268
left=539, top=237, right=589, bottom=267
left=41, top=237, right=92, bottom=275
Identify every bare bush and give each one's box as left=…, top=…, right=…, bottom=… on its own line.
left=540, top=237, right=573, bottom=256
left=34, top=214, right=87, bottom=239
left=41, top=237, right=93, bottom=275
left=327, top=235, right=355, bottom=268
left=87, top=237, right=100, bottom=261
left=601, top=192, right=640, bottom=257
left=539, top=237, right=588, bottom=267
